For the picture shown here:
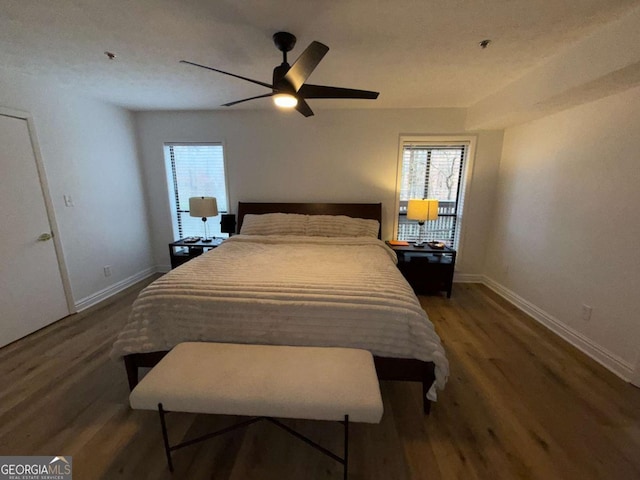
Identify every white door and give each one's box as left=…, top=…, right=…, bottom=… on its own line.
left=0, top=113, right=70, bottom=347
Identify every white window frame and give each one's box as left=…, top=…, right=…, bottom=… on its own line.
left=163, top=142, right=230, bottom=240
left=393, top=135, right=477, bottom=255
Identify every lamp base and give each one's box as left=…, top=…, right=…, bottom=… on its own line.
left=200, top=218, right=212, bottom=243
left=413, top=241, right=426, bottom=248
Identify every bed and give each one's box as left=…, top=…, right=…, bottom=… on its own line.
left=113, top=202, right=448, bottom=413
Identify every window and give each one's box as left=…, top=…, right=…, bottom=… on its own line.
left=396, top=137, right=473, bottom=248
left=164, top=143, right=228, bottom=240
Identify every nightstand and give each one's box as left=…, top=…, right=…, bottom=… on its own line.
left=169, top=238, right=223, bottom=269
left=386, top=242, right=456, bottom=298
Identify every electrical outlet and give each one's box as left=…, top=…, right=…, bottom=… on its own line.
left=103, top=266, right=112, bottom=277
left=63, top=195, right=74, bottom=207
left=581, top=304, right=592, bottom=321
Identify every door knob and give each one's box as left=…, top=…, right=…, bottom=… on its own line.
left=37, top=233, right=53, bottom=242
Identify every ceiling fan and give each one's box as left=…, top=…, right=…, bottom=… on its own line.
left=180, top=31, right=379, bottom=117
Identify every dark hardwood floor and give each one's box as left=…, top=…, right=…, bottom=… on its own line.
left=1, top=278, right=639, bottom=479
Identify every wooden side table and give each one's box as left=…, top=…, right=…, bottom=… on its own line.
left=169, top=238, right=223, bottom=269
left=386, top=242, right=456, bottom=298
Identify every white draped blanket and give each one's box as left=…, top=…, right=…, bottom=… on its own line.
left=111, top=235, right=449, bottom=395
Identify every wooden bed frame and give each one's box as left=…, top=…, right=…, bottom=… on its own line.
left=123, top=202, right=436, bottom=414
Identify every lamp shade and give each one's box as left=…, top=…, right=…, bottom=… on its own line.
left=189, top=197, right=218, bottom=218
left=406, top=199, right=439, bottom=222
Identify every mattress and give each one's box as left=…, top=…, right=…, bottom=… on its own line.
left=111, top=235, right=448, bottom=396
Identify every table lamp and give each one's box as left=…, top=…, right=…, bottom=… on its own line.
left=406, top=199, right=439, bottom=247
left=189, top=197, right=218, bottom=242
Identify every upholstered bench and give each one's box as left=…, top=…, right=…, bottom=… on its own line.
left=129, top=342, right=383, bottom=479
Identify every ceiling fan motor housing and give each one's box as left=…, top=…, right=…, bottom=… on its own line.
left=272, top=64, right=294, bottom=93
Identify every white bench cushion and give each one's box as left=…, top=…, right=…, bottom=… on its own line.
left=129, top=342, right=383, bottom=424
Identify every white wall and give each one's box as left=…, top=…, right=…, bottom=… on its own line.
left=0, top=70, right=154, bottom=308
left=484, top=85, right=640, bottom=379
left=134, top=108, right=503, bottom=272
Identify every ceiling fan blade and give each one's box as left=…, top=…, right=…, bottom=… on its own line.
left=283, top=41, right=329, bottom=92
left=222, top=93, right=275, bottom=107
left=180, top=60, right=273, bottom=90
left=298, top=84, right=379, bottom=100
left=295, top=98, right=314, bottom=117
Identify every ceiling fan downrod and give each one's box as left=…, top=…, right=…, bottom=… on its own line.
left=273, top=31, right=297, bottom=65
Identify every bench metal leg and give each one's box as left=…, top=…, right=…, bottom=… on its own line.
left=265, top=415, right=350, bottom=478
left=158, top=403, right=174, bottom=473
left=157, top=404, right=262, bottom=473
left=156, top=407, right=350, bottom=478
left=343, top=415, right=349, bottom=480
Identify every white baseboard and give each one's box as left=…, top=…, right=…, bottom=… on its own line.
left=454, top=273, right=484, bottom=283
left=482, top=276, right=635, bottom=382
left=74, top=267, right=157, bottom=312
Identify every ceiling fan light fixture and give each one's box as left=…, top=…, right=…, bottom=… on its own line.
left=273, top=93, right=298, bottom=108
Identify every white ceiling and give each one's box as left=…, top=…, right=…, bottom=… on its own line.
left=2, top=0, right=639, bottom=111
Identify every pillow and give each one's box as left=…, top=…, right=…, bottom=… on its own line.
left=240, top=213, right=308, bottom=236
left=306, top=215, right=379, bottom=238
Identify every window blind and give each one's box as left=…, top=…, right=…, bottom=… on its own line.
left=397, top=143, right=467, bottom=247
left=165, top=143, right=227, bottom=239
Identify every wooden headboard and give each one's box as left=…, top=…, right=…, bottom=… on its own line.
left=237, top=202, right=382, bottom=238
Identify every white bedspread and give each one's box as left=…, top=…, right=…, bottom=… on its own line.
left=111, top=235, right=449, bottom=396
